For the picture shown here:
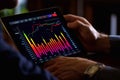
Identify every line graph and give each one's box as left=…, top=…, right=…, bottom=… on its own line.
left=29, top=20, right=61, bottom=36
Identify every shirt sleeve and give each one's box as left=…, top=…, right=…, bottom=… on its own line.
left=109, top=35, right=120, bottom=55
left=91, top=66, right=120, bottom=80
left=0, top=38, right=57, bottom=80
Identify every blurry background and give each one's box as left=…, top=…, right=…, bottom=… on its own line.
left=1, top=0, right=120, bottom=35
left=1, top=0, right=120, bottom=68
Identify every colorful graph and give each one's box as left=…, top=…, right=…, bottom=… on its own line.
left=23, top=32, right=73, bottom=58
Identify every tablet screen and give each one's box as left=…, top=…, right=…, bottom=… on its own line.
left=1, top=7, right=86, bottom=64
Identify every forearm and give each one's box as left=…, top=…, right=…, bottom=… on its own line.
left=0, top=40, right=57, bottom=80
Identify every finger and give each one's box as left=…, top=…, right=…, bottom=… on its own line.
left=43, top=56, right=64, bottom=68
left=64, top=14, right=90, bottom=25
left=45, top=64, right=57, bottom=72
left=57, top=71, right=81, bottom=80
left=45, top=60, right=67, bottom=72
left=43, top=58, right=56, bottom=68
left=67, top=20, right=85, bottom=29
left=51, top=68, right=67, bottom=76
left=64, top=14, right=78, bottom=22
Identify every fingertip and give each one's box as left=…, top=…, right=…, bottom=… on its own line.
left=64, top=14, right=77, bottom=22
left=43, top=56, right=64, bottom=68
left=43, top=59, right=55, bottom=68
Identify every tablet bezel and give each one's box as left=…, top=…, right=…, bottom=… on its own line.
left=0, top=7, right=87, bottom=65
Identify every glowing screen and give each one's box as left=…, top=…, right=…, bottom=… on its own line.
left=2, top=9, right=82, bottom=64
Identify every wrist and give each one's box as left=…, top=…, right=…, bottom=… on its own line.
left=83, top=63, right=105, bottom=80
left=75, top=58, right=98, bottom=78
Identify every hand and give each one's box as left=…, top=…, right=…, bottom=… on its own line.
left=64, top=14, right=110, bottom=53
left=44, top=56, right=97, bottom=80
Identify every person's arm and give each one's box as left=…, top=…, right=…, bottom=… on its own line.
left=0, top=38, right=57, bottom=80
left=44, top=56, right=120, bottom=80
left=64, top=14, right=120, bottom=55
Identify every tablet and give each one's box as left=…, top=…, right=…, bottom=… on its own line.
left=0, top=7, right=86, bottom=65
